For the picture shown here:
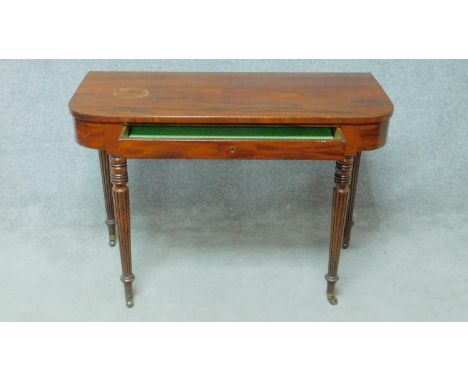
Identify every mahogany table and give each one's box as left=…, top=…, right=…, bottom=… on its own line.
left=69, top=72, right=394, bottom=307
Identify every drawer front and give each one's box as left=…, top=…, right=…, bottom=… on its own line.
left=117, top=125, right=346, bottom=160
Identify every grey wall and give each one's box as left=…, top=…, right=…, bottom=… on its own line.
left=1, top=60, right=467, bottom=321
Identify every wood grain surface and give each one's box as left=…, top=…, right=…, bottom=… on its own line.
left=69, top=72, right=394, bottom=125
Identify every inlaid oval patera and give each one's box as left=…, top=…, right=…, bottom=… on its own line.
left=113, top=87, right=149, bottom=99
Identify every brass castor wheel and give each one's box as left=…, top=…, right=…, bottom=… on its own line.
left=121, top=274, right=135, bottom=308
left=109, top=234, right=116, bottom=247
left=327, top=295, right=338, bottom=305
left=126, top=296, right=134, bottom=308
left=342, top=223, right=353, bottom=249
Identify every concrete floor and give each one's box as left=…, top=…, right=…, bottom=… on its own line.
left=2, top=204, right=467, bottom=321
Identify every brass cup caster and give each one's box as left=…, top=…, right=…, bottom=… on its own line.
left=327, top=295, right=338, bottom=305
left=342, top=222, right=353, bottom=249
left=126, top=296, right=134, bottom=308
left=109, top=234, right=116, bottom=247
left=325, top=274, right=339, bottom=306
left=105, top=219, right=116, bottom=247
left=121, top=274, right=135, bottom=309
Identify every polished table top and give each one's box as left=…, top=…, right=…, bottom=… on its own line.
left=69, top=71, right=393, bottom=125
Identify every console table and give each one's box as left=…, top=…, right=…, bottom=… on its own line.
left=69, top=72, right=393, bottom=307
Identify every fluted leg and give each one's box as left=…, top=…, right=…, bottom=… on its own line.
left=110, top=156, right=135, bottom=308
left=98, top=151, right=117, bottom=247
left=342, top=151, right=362, bottom=249
left=325, top=157, right=353, bottom=305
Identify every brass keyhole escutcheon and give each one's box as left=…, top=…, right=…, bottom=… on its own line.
left=229, top=146, right=235, bottom=154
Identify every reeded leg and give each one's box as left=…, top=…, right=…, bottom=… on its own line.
left=98, top=150, right=117, bottom=247
left=342, top=151, right=361, bottom=249
left=325, top=157, right=353, bottom=305
left=110, top=156, right=135, bottom=308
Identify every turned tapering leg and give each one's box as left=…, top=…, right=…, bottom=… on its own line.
left=110, top=156, right=135, bottom=308
left=98, top=151, right=117, bottom=247
left=342, top=151, right=362, bottom=249
left=325, top=157, right=353, bottom=305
